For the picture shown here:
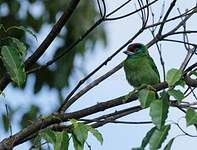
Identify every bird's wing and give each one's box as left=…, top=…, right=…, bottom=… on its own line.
left=147, top=55, right=160, bottom=80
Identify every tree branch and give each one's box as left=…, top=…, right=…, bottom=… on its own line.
left=0, top=0, right=81, bottom=91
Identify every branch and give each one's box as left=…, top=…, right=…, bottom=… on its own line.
left=58, top=63, right=123, bottom=111
left=58, top=26, right=146, bottom=113
left=51, top=106, right=146, bottom=132
left=25, top=0, right=80, bottom=69
left=1, top=74, right=197, bottom=149
left=105, top=0, right=158, bottom=21
left=157, top=0, right=177, bottom=36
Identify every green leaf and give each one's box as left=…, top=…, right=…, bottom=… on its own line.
left=9, top=37, right=27, bottom=60
left=43, top=129, right=69, bottom=150
left=175, top=79, right=186, bottom=87
left=20, top=105, right=40, bottom=128
left=32, top=134, right=42, bottom=149
left=70, top=119, right=103, bottom=149
left=149, top=125, right=171, bottom=150
left=1, top=46, right=26, bottom=87
left=186, top=108, right=197, bottom=126
left=71, top=120, right=88, bottom=146
left=70, top=119, right=78, bottom=127
left=164, top=138, right=175, bottom=150
left=141, top=127, right=156, bottom=148
left=138, top=89, right=156, bottom=108
left=150, top=98, right=169, bottom=129
left=53, top=50, right=74, bottom=89
left=190, top=71, right=197, bottom=77
left=71, top=119, right=85, bottom=150
left=86, top=125, right=103, bottom=145
left=7, top=25, right=37, bottom=40
left=2, top=114, right=9, bottom=132
left=168, top=89, right=184, bottom=104
left=55, top=131, right=69, bottom=150
left=43, top=129, right=56, bottom=145
left=72, top=135, right=83, bottom=150
left=166, top=68, right=182, bottom=86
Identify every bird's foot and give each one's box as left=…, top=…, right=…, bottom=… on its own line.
left=123, top=89, right=138, bottom=103
left=146, top=85, right=157, bottom=92
left=136, top=84, right=156, bottom=92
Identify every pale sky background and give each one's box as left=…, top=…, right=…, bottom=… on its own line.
left=1, top=0, right=197, bottom=150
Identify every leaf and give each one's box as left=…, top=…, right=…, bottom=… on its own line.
left=168, top=89, right=184, bottom=104
left=190, top=71, right=197, bottom=77
left=141, top=127, right=156, bottom=148
left=149, top=125, right=171, bottom=150
left=43, top=129, right=56, bottom=145
left=150, top=98, right=169, bottom=129
left=72, top=135, right=83, bottom=150
left=86, top=125, right=103, bottom=145
left=55, top=131, right=69, bottom=150
left=7, top=25, right=37, bottom=40
left=43, top=129, right=69, bottom=150
left=70, top=119, right=78, bottom=127
left=9, top=37, right=27, bottom=60
left=32, top=134, right=42, bottom=149
left=1, top=46, right=26, bottom=87
left=71, top=119, right=85, bottom=150
left=71, top=120, right=88, bottom=146
left=20, top=105, right=40, bottom=128
left=186, top=108, right=197, bottom=126
left=164, top=138, right=175, bottom=150
left=166, top=68, right=182, bottom=86
left=53, top=49, right=74, bottom=89
left=175, top=79, right=186, bottom=87
left=70, top=119, right=103, bottom=149
left=138, top=89, right=156, bottom=108
left=2, top=114, right=9, bottom=132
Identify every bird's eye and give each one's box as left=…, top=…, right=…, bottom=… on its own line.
left=135, top=48, right=140, bottom=52
left=137, top=45, right=142, bottom=49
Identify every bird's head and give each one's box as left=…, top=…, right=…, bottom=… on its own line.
left=123, top=43, right=147, bottom=56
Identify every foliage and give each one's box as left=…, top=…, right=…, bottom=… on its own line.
left=42, top=119, right=103, bottom=150
left=133, top=68, right=193, bottom=149
left=133, top=125, right=171, bottom=150
left=0, top=0, right=106, bottom=149
left=1, top=45, right=26, bottom=87
left=149, top=93, right=169, bottom=129
left=138, top=89, right=156, bottom=108
left=0, top=0, right=106, bottom=92
left=43, top=129, right=69, bottom=150
left=0, top=0, right=197, bottom=150
left=186, top=108, right=197, bottom=126
left=166, top=68, right=182, bottom=87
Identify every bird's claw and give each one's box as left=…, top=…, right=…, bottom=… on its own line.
left=123, top=90, right=138, bottom=103
left=136, top=84, right=156, bottom=92
left=146, top=85, right=157, bottom=92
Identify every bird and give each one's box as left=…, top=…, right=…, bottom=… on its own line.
left=123, top=43, right=160, bottom=89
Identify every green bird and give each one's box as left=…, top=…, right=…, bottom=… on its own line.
left=123, top=43, right=160, bottom=89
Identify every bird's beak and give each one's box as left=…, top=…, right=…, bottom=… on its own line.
left=123, top=50, right=128, bottom=54
left=123, top=50, right=134, bottom=55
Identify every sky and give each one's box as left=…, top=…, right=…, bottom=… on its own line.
left=1, top=0, right=197, bottom=150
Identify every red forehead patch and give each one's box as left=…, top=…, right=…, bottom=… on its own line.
left=127, top=43, right=142, bottom=52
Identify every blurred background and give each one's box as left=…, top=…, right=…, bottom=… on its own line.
left=0, top=0, right=197, bottom=149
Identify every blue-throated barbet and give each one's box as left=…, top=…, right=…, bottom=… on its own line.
left=123, top=43, right=160, bottom=88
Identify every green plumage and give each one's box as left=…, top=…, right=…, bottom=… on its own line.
left=123, top=43, right=160, bottom=87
